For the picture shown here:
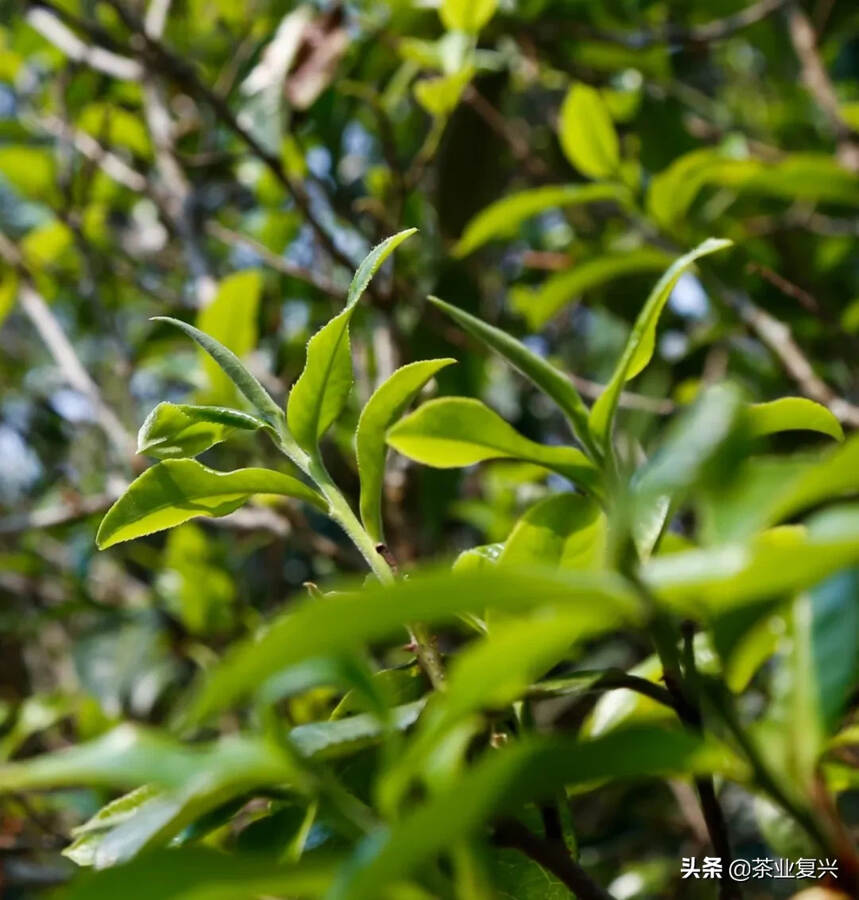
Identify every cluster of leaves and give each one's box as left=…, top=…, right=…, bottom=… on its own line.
left=4, top=226, right=859, bottom=897
left=2, top=0, right=859, bottom=898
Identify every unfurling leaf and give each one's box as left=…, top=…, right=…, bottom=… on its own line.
left=357, top=357, right=456, bottom=542
left=96, top=459, right=326, bottom=549
left=287, top=229, right=416, bottom=453
left=152, top=317, right=284, bottom=428
left=387, top=397, right=601, bottom=492
left=137, top=402, right=266, bottom=459
left=588, top=238, right=732, bottom=449
left=558, top=83, right=620, bottom=180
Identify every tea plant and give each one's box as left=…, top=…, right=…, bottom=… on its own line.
left=3, top=225, right=859, bottom=900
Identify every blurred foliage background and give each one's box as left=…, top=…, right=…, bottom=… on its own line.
left=1, top=0, right=859, bottom=897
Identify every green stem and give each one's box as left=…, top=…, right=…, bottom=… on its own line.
left=307, top=457, right=394, bottom=584
left=304, top=452, right=447, bottom=690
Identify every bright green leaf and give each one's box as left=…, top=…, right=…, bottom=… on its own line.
left=287, top=230, right=416, bottom=453
left=196, top=270, right=263, bottom=405
left=387, top=397, right=601, bottom=492
left=746, top=397, right=843, bottom=441
left=644, top=507, right=859, bottom=616
left=428, top=295, right=594, bottom=454
left=153, top=317, right=284, bottom=428
left=96, top=459, right=326, bottom=549
left=137, top=402, right=266, bottom=459
left=357, top=357, right=456, bottom=542
left=440, top=0, right=497, bottom=32
left=588, top=238, right=732, bottom=449
left=500, top=494, right=606, bottom=570
left=558, top=83, right=620, bottom=180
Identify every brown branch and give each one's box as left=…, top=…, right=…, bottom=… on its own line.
left=786, top=3, right=859, bottom=173
left=539, top=0, right=788, bottom=49
left=726, top=287, right=859, bottom=427
left=205, top=222, right=342, bottom=298
left=100, top=0, right=360, bottom=276
left=493, top=819, right=613, bottom=900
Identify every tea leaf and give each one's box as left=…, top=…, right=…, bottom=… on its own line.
left=387, top=397, right=601, bottom=491
left=97, top=460, right=326, bottom=548
left=137, top=402, right=266, bottom=459
left=356, top=357, right=456, bottom=542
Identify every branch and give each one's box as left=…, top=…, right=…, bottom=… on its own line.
left=0, top=234, right=137, bottom=461
left=31, top=113, right=147, bottom=192
left=492, top=819, right=613, bottom=900
left=541, top=0, right=788, bottom=49
left=205, top=221, right=342, bottom=298
left=726, top=287, right=859, bottom=427
left=786, top=3, right=859, bottom=173
left=25, top=6, right=142, bottom=80
left=100, top=0, right=361, bottom=276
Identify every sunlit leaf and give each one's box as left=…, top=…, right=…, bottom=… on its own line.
left=387, top=397, right=601, bottom=492
left=96, top=460, right=326, bottom=549
left=588, top=238, right=732, bottom=449
left=428, top=295, right=594, bottom=454
left=644, top=507, right=859, bottom=616
left=357, top=357, right=456, bottom=542
left=137, top=402, right=266, bottom=459
left=558, top=83, right=619, bottom=180
left=440, top=0, right=497, bottom=32
left=287, top=229, right=416, bottom=453
left=153, top=317, right=284, bottom=428
left=196, top=270, right=263, bottom=405
left=500, top=493, right=606, bottom=570
left=745, top=397, right=843, bottom=441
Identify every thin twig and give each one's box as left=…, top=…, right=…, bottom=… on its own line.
left=725, top=287, right=859, bottom=427
left=25, top=6, right=142, bottom=80
left=548, top=0, right=789, bottom=50
left=100, top=0, right=360, bottom=277
left=0, top=233, right=137, bottom=461
left=786, top=3, right=859, bottom=173
left=206, top=222, right=342, bottom=297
